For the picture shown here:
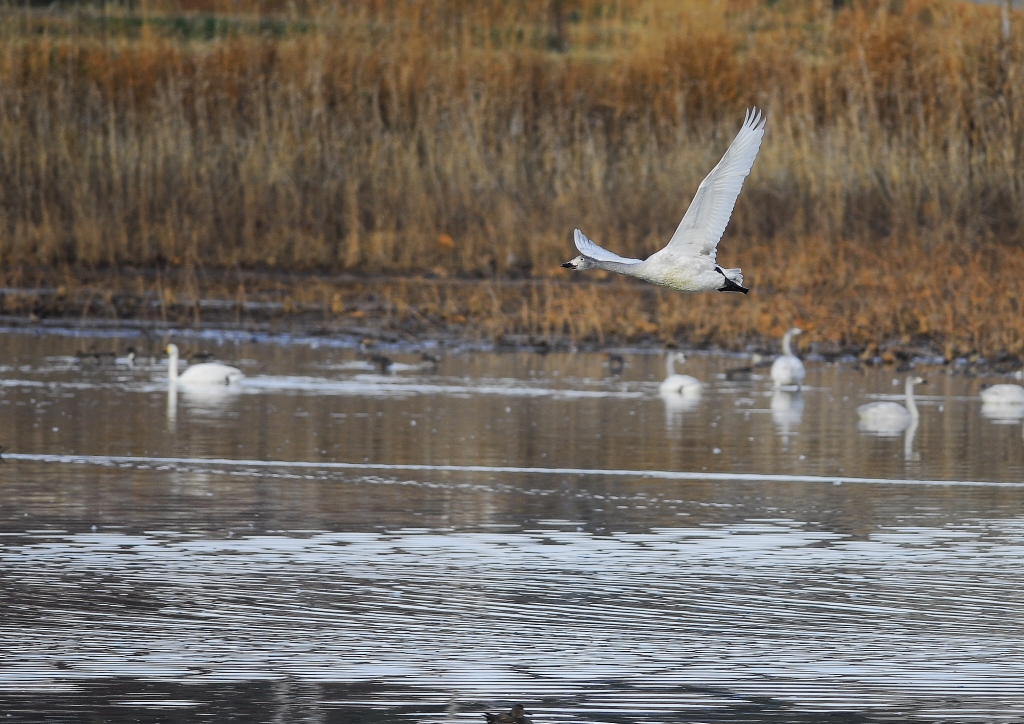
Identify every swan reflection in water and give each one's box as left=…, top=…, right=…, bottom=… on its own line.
left=980, top=400, right=1024, bottom=424
left=659, top=388, right=701, bottom=429
left=167, top=384, right=177, bottom=425
left=902, top=419, right=920, bottom=461
left=858, top=409, right=921, bottom=461
left=167, top=379, right=243, bottom=423
left=770, top=389, right=803, bottom=439
left=980, top=398, right=1024, bottom=447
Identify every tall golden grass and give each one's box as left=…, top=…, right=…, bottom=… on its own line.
left=1, top=0, right=1024, bottom=353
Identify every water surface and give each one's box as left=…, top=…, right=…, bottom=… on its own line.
left=2, top=330, right=1024, bottom=722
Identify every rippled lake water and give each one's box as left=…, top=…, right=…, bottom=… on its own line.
left=2, top=328, right=1024, bottom=722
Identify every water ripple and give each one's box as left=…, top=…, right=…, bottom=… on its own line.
left=3, top=523, right=1024, bottom=720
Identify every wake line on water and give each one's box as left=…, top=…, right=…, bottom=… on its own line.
left=4, top=453, right=1023, bottom=488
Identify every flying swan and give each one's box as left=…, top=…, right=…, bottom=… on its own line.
left=561, top=108, right=767, bottom=293
left=166, top=343, right=244, bottom=385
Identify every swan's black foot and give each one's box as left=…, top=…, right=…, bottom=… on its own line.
left=717, top=278, right=749, bottom=294
left=715, top=267, right=749, bottom=294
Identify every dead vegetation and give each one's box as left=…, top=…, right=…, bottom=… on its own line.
left=1, top=0, right=1023, bottom=354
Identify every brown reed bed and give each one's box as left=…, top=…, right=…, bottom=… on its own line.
left=3, top=233, right=1024, bottom=363
left=0, top=0, right=1023, bottom=356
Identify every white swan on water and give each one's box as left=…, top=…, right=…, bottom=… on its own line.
left=659, top=352, right=702, bottom=395
left=562, top=109, right=766, bottom=293
left=858, top=376, right=926, bottom=433
left=166, top=344, right=244, bottom=386
left=770, top=328, right=805, bottom=389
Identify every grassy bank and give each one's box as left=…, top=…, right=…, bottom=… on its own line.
left=1, top=0, right=1024, bottom=354
left=3, top=235, right=1022, bottom=363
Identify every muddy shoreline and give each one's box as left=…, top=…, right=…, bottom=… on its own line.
left=2, top=280, right=1021, bottom=380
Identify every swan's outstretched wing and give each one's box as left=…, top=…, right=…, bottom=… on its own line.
left=574, top=229, right=643, bottom=265
left=665, top=108, right=766, bottom=261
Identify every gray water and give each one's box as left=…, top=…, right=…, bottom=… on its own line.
left=2, top=329, right=1024, bottom=722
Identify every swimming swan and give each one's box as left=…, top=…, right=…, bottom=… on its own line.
left=981, top=389, right=1024, bottom=422
left=858, top=375, right=926, bottom=432
left=562, top=109, right=766, bottom=293
left=770, top=328, right=805, bottom=388
left=659, top=352, right=702, bottom=395
left=980, top=383, right=1024, bottom=405
left=166, top=344, right=243, bottom=385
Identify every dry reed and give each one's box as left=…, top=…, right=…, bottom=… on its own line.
left=1, top=0, right=1023, bottom=354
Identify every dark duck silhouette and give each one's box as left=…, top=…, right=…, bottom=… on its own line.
left=484, top=704, right=532, bottom=724
left=369, top=354, right=393, bottom=373
left=605, top=351, right=625, bottom=376
left=725, top=352, right=771, bottom=381
left=75, top=349, right=116, bottom=366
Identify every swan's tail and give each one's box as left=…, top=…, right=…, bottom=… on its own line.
left=716, top=267, right=748, bottom=294
left=722, top=267, right=743, bottom=285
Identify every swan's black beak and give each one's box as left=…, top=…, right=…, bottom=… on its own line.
left=561, top=261, right=574, bottom=268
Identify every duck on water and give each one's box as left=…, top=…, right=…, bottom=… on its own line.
left=484, top=704, right=532, bottom=724
left=561, top=108, right=766, bottom=294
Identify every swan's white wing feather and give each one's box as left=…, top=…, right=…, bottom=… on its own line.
left=574, top=229, right=642, bottom=265
left=665, top=108, right=766, bottom=261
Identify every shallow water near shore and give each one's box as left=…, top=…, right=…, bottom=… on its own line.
left=2, top=330, right=1024, bottom=722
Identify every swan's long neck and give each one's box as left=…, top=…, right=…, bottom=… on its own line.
left=168, top=349, right=179, bottom=383
left=904, top=378, right=920, bottom=419
left=665, top=354, right=676, bottom=377
left=782, top=330, right=795, bottom=357
left=594, top=259, right=646, bottom=277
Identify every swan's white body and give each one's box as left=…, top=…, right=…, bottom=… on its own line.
left=770, top=328, right=805, bottom=388
left=562, top=109, right=766, bottom=294
left=166, top=344, right=244, bottom=386
left=858, top=376, right=925, bottom=433
left=659, top=352, right=702, bottom=395
left=980, top=384, right=1024, bottom=405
